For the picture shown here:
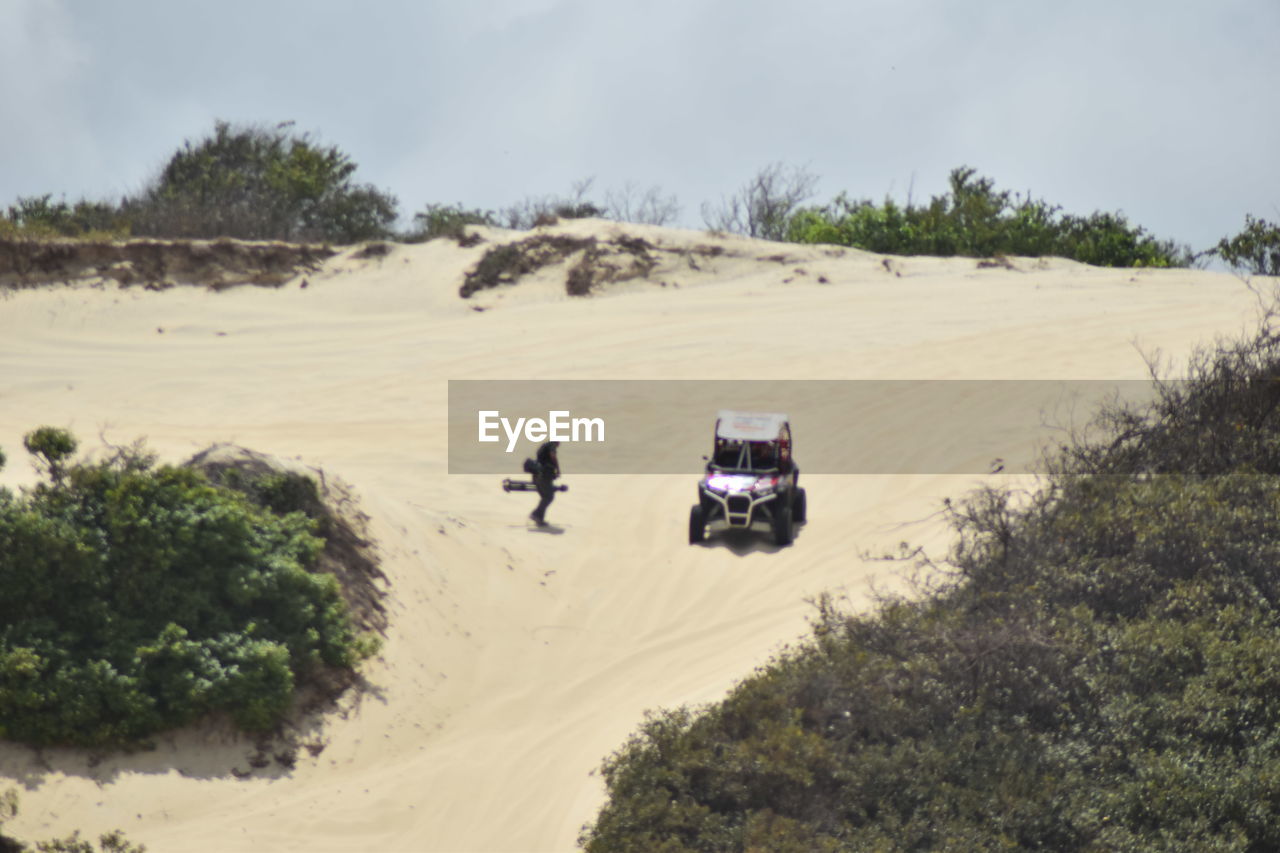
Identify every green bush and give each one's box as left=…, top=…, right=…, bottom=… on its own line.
left=1, top=195, right=129, bottom=241
left=786, top=166, right=1191, bottom=268
left=581, top=315, right=1280, bottom=849
left=2, top=122, right=397, bottom=245
left=215, top=467, right=326, bottom=522
left=1211, top=214, right=1280, bottom=276
left=0, top=430, right=370, bottom=747
left=405, top=203, right=497, bottom=243
left=22, top=426, right=77, bottom=482
left=120, top=120, right=397, bottom=243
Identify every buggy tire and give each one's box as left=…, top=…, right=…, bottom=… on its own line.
left=773, top=503, right=793, bottom=546
left=689, top=505, right=706, bottom=544
left=793, top=487, right=807, bottom=524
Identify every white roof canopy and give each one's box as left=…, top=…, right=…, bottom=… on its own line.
left=715, top=410, right=789, bottom=441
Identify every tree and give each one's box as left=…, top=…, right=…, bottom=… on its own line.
left=1212, top=214, right=1280, bottom=276
left=702, top=163, right=819, bottom=241
left=123, top=121, right=398, bottom=243
left=22, top=426, right=77, bottom=483
left=603, top=182, right=681, bottom=227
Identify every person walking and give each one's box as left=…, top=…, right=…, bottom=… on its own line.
left=530, top=440, right=560, bottom=526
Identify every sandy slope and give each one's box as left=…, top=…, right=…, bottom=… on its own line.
left=0, top=220, right=1267, bottom=852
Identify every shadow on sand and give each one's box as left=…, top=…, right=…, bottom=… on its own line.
left=0, top=672, right=388, bottom=791
left=693, top=522, right=806, bottom=556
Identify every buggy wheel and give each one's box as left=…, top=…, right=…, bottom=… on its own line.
left=772, top=503, right=793, bottom=546
left=689, top=505, right=706, bottom=544
left=793, top=487, right=807, bottom=524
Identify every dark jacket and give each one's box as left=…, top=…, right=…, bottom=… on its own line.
left=535, top=441, right=560, bottom=482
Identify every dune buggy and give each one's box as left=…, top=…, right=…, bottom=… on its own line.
left=689, top=410, right=805, bottom=546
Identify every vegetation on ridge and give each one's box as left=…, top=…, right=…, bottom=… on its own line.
left=1, top=121, right=397, bottom=244
left=1210, top=214, right=1280, bottom=277
left=581, top=315, right=1280, bottom=850
left=786, top=166, right=1194, bottom=267
left=122, top=120, right=398, bottom=243
left=8, top=118, right=1273, bottom=271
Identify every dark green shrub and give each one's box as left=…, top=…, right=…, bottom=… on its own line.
left=121, top=120, right=397, bottom=243
left=406, top=203, right=496, bottom=243
left=216, top=467, right=325, bottom=521
left=787, top=166, right=1191, bottom=268
left=0, top=430, right=371, bottom=747
left=1211, top=214, right=1280, bottom=276
left=1, top=196, right=128, bottom=240
left=22, top=427, right=77, bottom=482
left=552, top=201, right=605, bottom=220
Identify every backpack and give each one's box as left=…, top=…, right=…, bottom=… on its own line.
left=523, top=457, right=540, bottom=476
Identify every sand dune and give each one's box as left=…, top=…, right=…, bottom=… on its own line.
left=0, top=220, right=1266, bottom=851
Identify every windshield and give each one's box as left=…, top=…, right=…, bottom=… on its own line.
left=710, top=440, right=778, bottom=473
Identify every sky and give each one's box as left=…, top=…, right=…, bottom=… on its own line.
left=2, top=0, right=1277, bottom=253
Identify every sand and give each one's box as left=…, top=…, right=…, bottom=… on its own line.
left=0, top=219, right=1267, bottom=851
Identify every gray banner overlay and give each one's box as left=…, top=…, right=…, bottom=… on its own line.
left=448, top=380, right=1164, bottom=475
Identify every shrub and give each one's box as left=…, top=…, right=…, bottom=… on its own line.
left=2, top=196, right=129, bottom=241
left=498, top=179, right=605, bottom=231
left=414, top=180, right=679, bottom=239
left=405, top=203, right=497, bottom=243
left=1211, top=214, right=1280, bottom=276
left=787, top=166, right=1191, bottom=268
left=121, top=120, right=398, bottom=243
left=0, top=430, right=372, bottom=747
left=22, top=426, right=77, bottom=482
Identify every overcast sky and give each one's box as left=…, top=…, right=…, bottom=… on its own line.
left=2, top=0, right=1276, bottom=253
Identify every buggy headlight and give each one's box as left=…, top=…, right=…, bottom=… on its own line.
left=753, top=477, right=779, bottom=494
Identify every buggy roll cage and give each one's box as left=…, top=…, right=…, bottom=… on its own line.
left=707, top=411, right=794, bottom=474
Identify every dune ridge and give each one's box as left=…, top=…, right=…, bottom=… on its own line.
left=0, top=220, right=1266, bottom=851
